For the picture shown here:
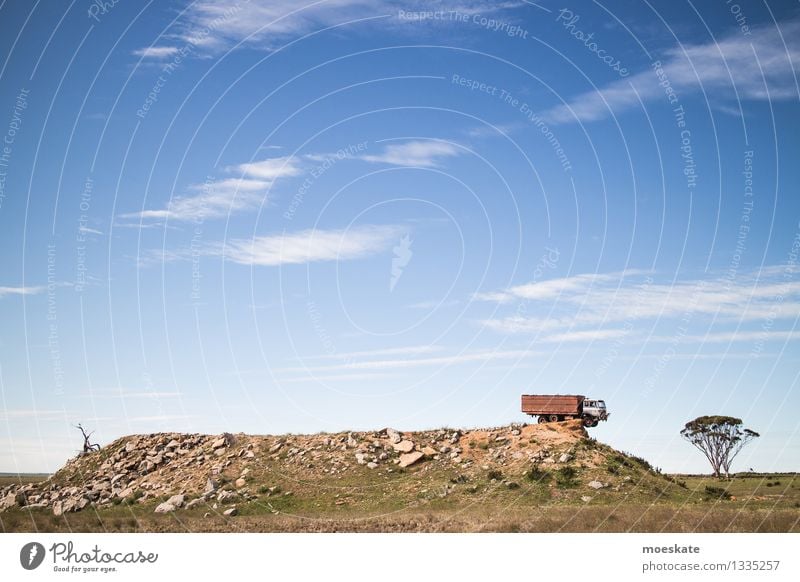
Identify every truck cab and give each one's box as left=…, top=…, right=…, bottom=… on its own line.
left=581, top=399, right=609, bottom=426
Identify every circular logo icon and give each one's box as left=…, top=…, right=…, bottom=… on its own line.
left=20, top=542, right=46, bottom=570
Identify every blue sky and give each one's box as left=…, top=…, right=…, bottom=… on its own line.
left=0, top=0, right=798, bottom=473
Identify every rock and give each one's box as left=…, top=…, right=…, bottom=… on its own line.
left=355, top=453, right=366, bottom=465
left=217, top=490, right=237, bottom=503
left=223, top=507, right=238, bottom=517
left=581, top=496, right=592, bottom=503
left=205, top=478, right=218, bottom=493
left=346, top=434, right=358, bottom=448
left=386, top=428, right=402, bottom=444
left=125, top=442, right=136, bottom=453
left=0, top=490, right=25, bottom=510
left=587, top=481, right=605, bottom=490
left=559, top=453, right=573, bottom=463
left=393, top=440, right=415, bottom=453
left=166, top=440, right=180, bottom=449
left=244, top=450, right=255, bottom=458
left=439, top=446, right=451, bottom=454
left=166, top=494, right=185, bottom=508
left=119, top=487, right=136, bottom=500
left=211, top=437, right=227, bottom=450
left=235, top=478, right=247, bottom=488
left=367, top=462, right=378, bottom=469
left=268, top=442, right=283, bottom=454
left=154, top=502, right=176, bottom=513
left=185, top=498, right=203, bottom=510
left=422, top=446, right=437, bottom=456
left=52, top=501, right=64, bottom=516
left=399, top=451, right=424, bottom=468
left=623, top=476, right=632, bottom=482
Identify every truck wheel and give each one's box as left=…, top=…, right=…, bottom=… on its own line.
left=537, top=416, right=547, bottom=424
left=548, top=414, right=559, bottom=423
left=582, top=416, right=594, bottom=427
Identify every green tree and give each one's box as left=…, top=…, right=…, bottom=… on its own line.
left=680, top=416, right=759, bottom=479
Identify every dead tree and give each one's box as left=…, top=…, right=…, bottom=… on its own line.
left=75, top=423, right=101, bottom=454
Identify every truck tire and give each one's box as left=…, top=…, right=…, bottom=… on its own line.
left=548, top=414, right=559, bottom=423
left=582, top=415, right=594, bottom=427
left=537, top=416, right=547, bottom=424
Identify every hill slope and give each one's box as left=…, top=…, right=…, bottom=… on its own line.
left=1, top=421, right=797, bottom=532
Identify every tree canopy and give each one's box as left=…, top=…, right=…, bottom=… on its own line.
left=680, top=415, right=759, bottom=479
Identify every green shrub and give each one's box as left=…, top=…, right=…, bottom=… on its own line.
left=703, top=485, right=731, bottom=500
left=487, top=469, right=503, bottom=481
left=525, top=465, right=551, bottom=483
left=556, top=466, right=578, bottom=487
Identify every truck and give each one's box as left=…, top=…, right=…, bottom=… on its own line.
left=521, top=394, right=609, bottom=427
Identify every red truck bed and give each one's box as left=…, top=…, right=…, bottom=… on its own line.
left=521, top=394, right=584, bottom=415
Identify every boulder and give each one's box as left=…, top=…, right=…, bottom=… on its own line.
left=154, top=502, right=176, bottom=513
left=185, top=498, right=203, bottom=510
left=217, top=490, right=237, bottom=503
left=399, top=451, right=424, bottom=468
left=0, top=490, right=25, bottom=510
left=559, top=453, right=573, bottom=463
left=223, top=507, right=238, bottom=517
left=386, top=428, right=402, bottom=444
left=393, top=440, right=415, bottom=453
left=166, top=494, right=185, bottom=508
left=587, top=481, right=605, bottom=490
left=211, top=437, right=227, bottom=450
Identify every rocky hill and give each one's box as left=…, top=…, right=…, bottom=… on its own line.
left=0, top=420, right=671, bottom=526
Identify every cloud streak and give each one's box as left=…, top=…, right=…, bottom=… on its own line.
left=0, top=285, right=45, bottom=298
left=479, top=267, right=800, bottom=343
left=133, top=1, right=523, bottom=58
left=361, top=140, right=463, bottom=168
left=122, top=155, right=302, bottom=223
left=543, top=19, right=800, bottom=124
left=143, top=224, right=405, bottom=267
left=224, top=225, right=403, bottom=266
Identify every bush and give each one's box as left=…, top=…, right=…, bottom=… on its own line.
left=487, top=469, right=504, bottom=481
left=703, top=485, right=731, bottom=500
left=525, top=465, right=551, bottom=483
left=556, top=466, right=578, bottom=487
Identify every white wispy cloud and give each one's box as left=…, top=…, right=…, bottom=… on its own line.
left=480, top=267, right=800, bottom=341
left=303, top=345, right=443, bottom=360
left=474, top=271, right=645, bottom=303
left=223, top=224, right=403, bottom=266
left=278, top=347, right=541, bottom=373
left=361, top=140, right=463, bottom=168
left=543, top=19, right=800, bottom=124
left=122, top=155, right=301, bottom=223
left=0, top=285, right=46, bottom=298
left=132, top=1, right=523, bottom=58
left=0, top=409, right=71, bottom=422
left=541, top=329, right=629, bottom=343
left=133, top=46, right=181, bottom=59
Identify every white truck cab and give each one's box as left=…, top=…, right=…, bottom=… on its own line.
left=581, top=399, right=609, bottom=427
